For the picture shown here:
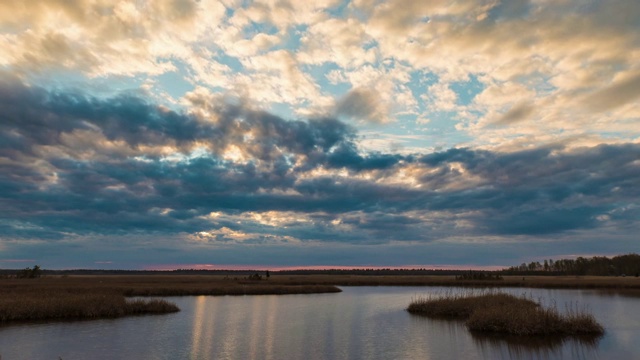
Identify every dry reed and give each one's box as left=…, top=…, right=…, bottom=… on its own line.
left=0, top=290, right=178, bottom=324
left=0, top=275, right=341, bottom=326
left=408, top=292, right=604, bottom=336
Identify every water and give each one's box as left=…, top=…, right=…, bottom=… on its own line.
left=1, top=287, right=639, bottom=360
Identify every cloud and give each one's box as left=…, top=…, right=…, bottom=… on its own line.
left=1, top=1, right=639, bottom=268
left=492, top=102, right=535, bottom=125
left=423, top=81, right=458, bottom=112
left=1, top=76, right=639, bottom=255
left=1, top=0, right=638, bottom=153
left=298, top=17, right=374, bottom=67
left=335, top=87, right=389, bottom=123
left=583, top=71, right=640, bottom=112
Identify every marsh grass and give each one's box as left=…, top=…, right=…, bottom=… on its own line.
left=0, top=275, right=340, bottom=326
left=0, top=290, right=179, bottom=324
left=0, top=273, right=626, bottom=327
left=265, top=274, right=640, bottom=289
left=408, top=292, right=604, bottom=336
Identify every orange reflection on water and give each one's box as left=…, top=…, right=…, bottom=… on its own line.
left=246, top=295, right=277, bottom=360
left=190, top=295, right=216, bottom=360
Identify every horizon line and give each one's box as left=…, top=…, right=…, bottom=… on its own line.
left=141, top=264, right=508, bottom=271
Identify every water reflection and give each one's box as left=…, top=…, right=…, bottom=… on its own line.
left=247, top=295, right=277, bottom=360
left=190, top=295, right=215, bottom=360
left=0, top=287, right=637, bottom=360
left=471, top=332, right=600, bottom=360
left=595, top=288, right=640, bottom=298
left=408, top=316, right=471, bottom=358
left=262, top=296, right=277, bottom=360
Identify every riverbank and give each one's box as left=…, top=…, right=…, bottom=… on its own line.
left=3, top=274, right=639, bottom=297
left=1, top=274, right=637, bottom=326
left=0, top=276, right=341, bottom=325
left=267, top=274, right=640, bottom=289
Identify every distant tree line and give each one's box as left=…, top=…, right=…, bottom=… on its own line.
left=268, top=269, right=485, bottom=276
left=0, top=268, right=505, bottom=277
left=503, top=253, right=640, bottom=276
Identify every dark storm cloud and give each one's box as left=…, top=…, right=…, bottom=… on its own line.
left=326, top=142, right=404, bottom=170
left=415, top=144, right=640, bottom=234
left=1, top=75, right=639, bottom=245
left=0, top=73, right=355, bottom=163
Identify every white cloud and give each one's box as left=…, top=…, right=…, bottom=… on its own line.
left=298, top=17, right=375, bottom=67
left=423, top=81, right=458, bottom=112
left=1, top=0, right=639, bottom=151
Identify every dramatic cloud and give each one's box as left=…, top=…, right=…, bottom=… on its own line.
left=1, top=0, right=637, bottom=150
left=1, top=75, right=639, bottom=267
left=1, top=0, right=639, bottom=268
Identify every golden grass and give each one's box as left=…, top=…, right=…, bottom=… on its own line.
left=0, top=276, right=341, bottom=325
left=0, top=273, right=631, bottom=326
left=266, top=274, right=640, bottom=289
left=0, top=290, right=178, bottom=324
left=407, top=292, right=537, bottom=319
left=407, top=292, right=604, bottom=336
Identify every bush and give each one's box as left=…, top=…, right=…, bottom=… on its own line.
left=16, top=265, right=42, bottom=279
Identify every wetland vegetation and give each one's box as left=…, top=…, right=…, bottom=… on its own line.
left=407, top=292, right=604, bottom=336
left=0, top=274, right=341, bottom=325
left=1, top=255, right=638, bottom=327
left=0, top=290, right=179, bottom=324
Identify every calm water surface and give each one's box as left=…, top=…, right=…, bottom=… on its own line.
left=1, top=286, right=639, bottom=359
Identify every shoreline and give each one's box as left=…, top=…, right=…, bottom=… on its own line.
left=1, top=274, right=638, bottom=326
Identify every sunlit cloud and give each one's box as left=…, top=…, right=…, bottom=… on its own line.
left=1, top=0, right=638, bottom=268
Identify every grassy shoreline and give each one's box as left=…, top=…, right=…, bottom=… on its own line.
left=272, top=274, right=640, bottom=289
left=0, top=291, right=179, bottom=325
left=0, top=276, right=342, bottom=326
left=0, top=274, right=634, bottom=326
left=407, top=292, right=604, bottom=336
left=6, top=274, right=640, bottom=289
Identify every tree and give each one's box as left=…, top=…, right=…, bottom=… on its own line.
left=17, top=265, right=42, bottom=279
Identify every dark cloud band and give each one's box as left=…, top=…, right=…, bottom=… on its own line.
left=1, top=75, right=639, bottom=246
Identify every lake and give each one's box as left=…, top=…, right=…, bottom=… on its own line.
left=1, top=286, right=639, bottom=359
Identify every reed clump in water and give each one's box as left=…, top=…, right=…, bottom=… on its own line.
left=0, top=290, right=179, bottom=324
left=408, top=292, right=604, bottom=336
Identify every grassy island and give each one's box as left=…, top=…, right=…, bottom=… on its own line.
left=407, top=292, right=604, bottom=336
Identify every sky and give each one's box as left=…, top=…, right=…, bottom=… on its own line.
left=0, top=0, right=639, bottom=270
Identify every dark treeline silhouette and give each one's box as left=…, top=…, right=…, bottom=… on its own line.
left=0, top=268, right=497, bottom=277
left=270, top=269, right=483, bottom=276
left=3, top=255, right=637, bottom=277
left=503, top=253, right=640, bottom=276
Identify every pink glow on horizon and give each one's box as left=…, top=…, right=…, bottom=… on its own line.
left=144, top=263, right=507, bottom=271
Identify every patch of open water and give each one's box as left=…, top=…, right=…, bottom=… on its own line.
left=1, top=286, right=638, bottom=359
